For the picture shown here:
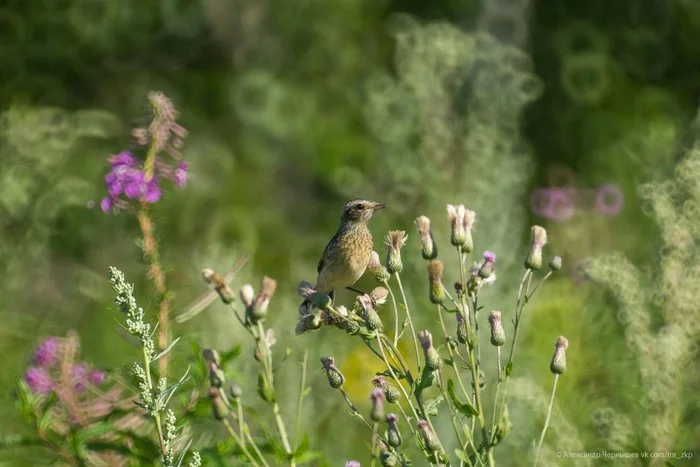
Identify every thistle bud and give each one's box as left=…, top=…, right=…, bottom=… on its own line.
left=446, top=205, right=476, bottom=252
left=379, top=451, right=399, bottom=467
left=209, top=361, right=226, bottom=388
left=320, top=357, right=345, bottom=389
left=488, top=311, right=506, bottom=346
left=418, top=330, right=442, bottom=371
left=386, top=413, right=402, bottom=447
left=257, top=371, right=275, bottom=402
left=248, top=276, right=276, bottom=323
left=229, top=383, right=243, bottom=399
left=478, top=251, right=497, bottom=279
left=209, top=386, right=229, bottom=420
left=417, top=419, right=441, bottom=452
left=427, top=260, right=446, bottom=305
left=415, top=216, right=438, bottom=260
left=358, top=295, right=383, bottom=331
left=455, top=312, right=468, bottom=344
left=372, top=376, right=401, bottom=403
left=493, top=404, right=512, bottom=445
left=370, top=388, right=385, bottom=422
left=384, top=231, right=408, bottom=274
left=524, top=225, right=548, bottom=270
left=202, top=269, right=234, bottom=304
left=368, top=251, right=391, bottom=282
left=202, top=348, right=220, bottom=366
left=343, top=318, right=361, bottom=335
left=294, top=312, right=323, bottom=335
left=550, top=336, right=568, bottom=374
left=549, top=255, right=562, bottom=271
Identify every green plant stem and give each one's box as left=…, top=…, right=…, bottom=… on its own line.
left=435, top=370, right=469, bottom=460
left=255, top=321, right=293, bottom=461
left=339, top=389, right=395, bottom=446
left=222, top=418, right=261, bottom=466
left=394, top=273, right=422, bottom=373
left=235, top=398, right=269, bottom=467
left=382, top=279, right=401, bottom=345
left=465, top=337, right=492, bottom=467
left=293, top=351, right=308, bottom=450
left=436, top=306, right=472, bottom=404
left=375, top=331, right=421, bottom=422
left=370, top=422, right=379, bottom=467
left=534, top=375, right=559, bottom=467
left=141, top=346, right=167, bottom=457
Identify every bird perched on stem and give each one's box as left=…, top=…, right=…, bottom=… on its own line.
left=299, top=198, right=385, bottom=315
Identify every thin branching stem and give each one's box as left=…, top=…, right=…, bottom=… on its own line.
left=222, top=418, right=261, bottom=466
left=382, top=279, right=401, bottom=345
left=293, top=351, right=308, bottom=451
left=534, top=375, right=559, bottom=467
left=375, top=331, right=421, bottom=422
left=141, top=346, right=166, bottom=456
left=394, top=273, right=422, bottom=374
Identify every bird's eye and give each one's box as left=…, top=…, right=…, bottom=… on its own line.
left=355, top=203, right=365, bottom=210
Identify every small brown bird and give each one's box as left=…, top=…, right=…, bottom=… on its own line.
left=300, top=198, right=385, bottom=313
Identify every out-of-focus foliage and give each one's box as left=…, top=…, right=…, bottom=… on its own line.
left=2, top=0, right=700, bottom=464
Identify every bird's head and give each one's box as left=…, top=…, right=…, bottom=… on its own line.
left=340, top=198, right=385, bottom=224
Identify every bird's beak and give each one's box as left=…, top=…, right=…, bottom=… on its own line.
left=373, top=203, right=386, bottom=211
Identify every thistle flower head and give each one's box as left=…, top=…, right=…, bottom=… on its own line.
left=418, top=330, right=442, bottom=370
left=550, top=335, right=569, bottom=374
left=370, top=387, right=385, bottom=421
left=358, top=294, right=382, bottom=331
left=320, top=357, right=344, bottom=388
left=370, top=287, right=389, bottom=306
left=488, top=311, right=506, bottom=346
left=297, top=281, right=331, bottom=310
left=525, top=225, right=548, bottom=270
left=414, top=215, right=438, bottom=260
left=229, top=383, right=243, bottom=399
left=368, top=250, right=391, bottom=282
left=417, top=419, right=441, bottom=452
left=202, top=268, right=234, bottom=304
left=25, top=367, right=53, bottom=394
left=549, top=255, right=563, bottom=271
left=386, top=413, right=402, bottom=447
left=208, top=386, right=229, bottom=420
left=455, top=312, right=468, bottom=344
left=32, top=337, right=59, bottom=367
left=373, top=375, right=401, bottom=403
left=418, top=330, right=433, bottom=350
left=427, top=260, right=446, bottom=304
left=345, top=461, right=361, bottom=467
left=251, top=276, right=275, bottom=321
left=446, top=204, right=476, bottom=251
left=239, top=284, right=255, bottom=307
left=384, top=231, right=408, bottom=274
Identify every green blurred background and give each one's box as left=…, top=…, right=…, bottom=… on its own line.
left=2, top=0, right=700, bottom=465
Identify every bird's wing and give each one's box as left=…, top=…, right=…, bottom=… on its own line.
left=317, top=235, right=337, bottom=273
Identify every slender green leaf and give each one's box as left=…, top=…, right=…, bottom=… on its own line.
left=505, top=361, right=513, bottom=377
left=174, top=438, right=193, bottom=467
left=152, top=336, right=181, bottom=362
left=447, top=379, right=477, bottom=417
left=423, top=395, right=444, bottom=417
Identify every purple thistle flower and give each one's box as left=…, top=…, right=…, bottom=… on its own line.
left=483, top=251, right=497, bottom=263
left=32, top=337, right=59, bottom=367
left=25, top=367, right=53, bottom=394
left=345, top=462, right=361, bottom=467
left=174, top=161, right=189, bottom=187
left=89, top=370, right=107, bottom=386
left=71, top=363, right=88, bottom=393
